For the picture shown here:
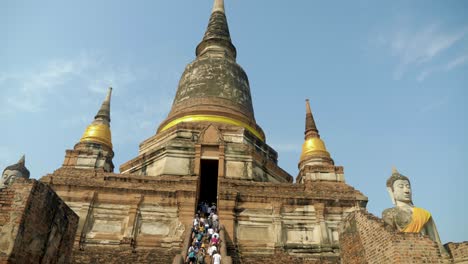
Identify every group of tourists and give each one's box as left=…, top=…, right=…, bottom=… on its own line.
left=186, top=201, right=222, bottom=264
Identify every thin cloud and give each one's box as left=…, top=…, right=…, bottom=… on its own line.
left=379, top=23, right=468, bottom=80
left=417, top=52, right=468, bottom=82
left=445, top=54, right=468, bottom=71
left=0, top=53, right=145, bottom=116
left=0, top=53, right=96, bottom=114
left=0, top=60, right=74, bottom=112
left=419, top=96, right=449, bottom=113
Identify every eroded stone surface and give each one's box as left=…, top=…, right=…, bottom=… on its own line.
left=0, top=179, right=78, bottom=264
left=339, top=210, right=455, bottom=264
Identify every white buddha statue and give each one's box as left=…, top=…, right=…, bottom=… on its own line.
left=382, top=168, right=448, bottom=256
left=0, top=155, right=30, bottom=189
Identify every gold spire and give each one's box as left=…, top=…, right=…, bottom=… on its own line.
left=79, top=87, right=113, bottom=148
left=300, top=99, right=331, bottom=161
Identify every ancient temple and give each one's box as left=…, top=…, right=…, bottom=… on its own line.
left=39, top=0, right=368, bottom=263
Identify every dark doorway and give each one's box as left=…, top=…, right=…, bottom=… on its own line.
left=198, top=159, right=219, bottom=207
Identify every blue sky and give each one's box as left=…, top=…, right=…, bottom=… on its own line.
left=1, top=1, right=467, bottom=243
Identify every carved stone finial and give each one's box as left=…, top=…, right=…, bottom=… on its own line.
left=212, top=0, right=225, bottom=14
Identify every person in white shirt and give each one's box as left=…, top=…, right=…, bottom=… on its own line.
left=207, top=227, right=214, bottom=240
left=207, top=245, right=217, bottom=256
left=211, top=213, right=218, bottom=222
left=193, top=214, right=200, bottom=227
left=212, top=250, right=221, bottom=264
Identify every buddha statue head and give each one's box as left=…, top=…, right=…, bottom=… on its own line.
left=0, top=155, right=30, bottom=189
left=386, top=167, right=412, bottom=206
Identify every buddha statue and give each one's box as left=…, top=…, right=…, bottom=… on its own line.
left=0, top=155, right=30, bottom=189
left=382, top=168, right=448, bottom=255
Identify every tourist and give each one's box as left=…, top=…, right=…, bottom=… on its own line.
left=193, top=214, right=200, bottom=227
left=212, top=250, right=221, bottom=264
left=211, top=219, right=219, bottom=230
left=207, top=226, right=214, bottom=240
left=187, top=242, right=197, bottom=264
left=207, top=244, right=217, bottom=256
left=210, top=232, right=220, bottom=246
left=196, top=246, right=206, bottom=264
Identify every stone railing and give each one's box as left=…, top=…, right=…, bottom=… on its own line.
left=219, top=225, right=233, bottom=264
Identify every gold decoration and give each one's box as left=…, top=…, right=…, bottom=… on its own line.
left=159, top=114, right=265, bottom=141
left=80, top=123, right=112, bottom=148
left=300, top=137, right=331, bottom=160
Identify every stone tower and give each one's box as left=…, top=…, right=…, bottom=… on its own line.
left=62, top=87, right=114, bottom=172
left=297, top=99, right=344, bottom=183
left=40, top=1, right=368, bottom=263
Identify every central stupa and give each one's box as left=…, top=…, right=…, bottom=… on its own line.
left=158, top=0, right=264, bottom=141
left=120, top=0, right=292, bottom=188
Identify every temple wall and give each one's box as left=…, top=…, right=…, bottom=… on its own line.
left=217, top=179, right=367, bottom=262
left=54, top=190, right=188, bottom=249
left=240, top=253, right=339, bottom=264
left=119, top=124, right=292, bottom=182
left=40, top=170, right=197, bottom=263
left=0, top=179, right=78, bottom=264
left=445, top=242, right=468, bottom=263
left=37, top=169, right=367, bottom=263
left=71, top=247, right=179, bottom=264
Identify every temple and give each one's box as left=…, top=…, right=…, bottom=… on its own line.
left=2, top=0, right=464, bottom=263
left=37, top=1, right=367, bottom=262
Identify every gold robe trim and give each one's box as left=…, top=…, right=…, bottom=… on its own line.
left=403, top=207, right=431, bottom=233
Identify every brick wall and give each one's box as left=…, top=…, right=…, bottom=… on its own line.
left=240, top=253, right=339, bottom=264
left=0, top=187, right=16, bottom=263
left=339, top=210, right=449, bottom=264
left=0, top=179, right=78, bottom=264
left=71, top=247, right=179, bottom=263
left=445, top=242, right=468, bottom=263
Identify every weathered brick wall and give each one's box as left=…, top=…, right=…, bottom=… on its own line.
left=71, top=247, right=179, bottom=264
left=339, top=210, right=448, bottom=264
left=0, top=187, right=16, bottom=263
left=240, top=253, right=339, bottom=264
left=337, top=214, right=368, bottom=264
left=0, top=179, right=78, bottom=264
left=445, top=242, right=468, bottom=263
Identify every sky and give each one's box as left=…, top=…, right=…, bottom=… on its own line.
left=1, top=1, right=467, bottom=243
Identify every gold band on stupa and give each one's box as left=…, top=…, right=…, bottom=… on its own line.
left=160, top=114, right=265, bottom=141
left=80, top=123, right=113, bottom=148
